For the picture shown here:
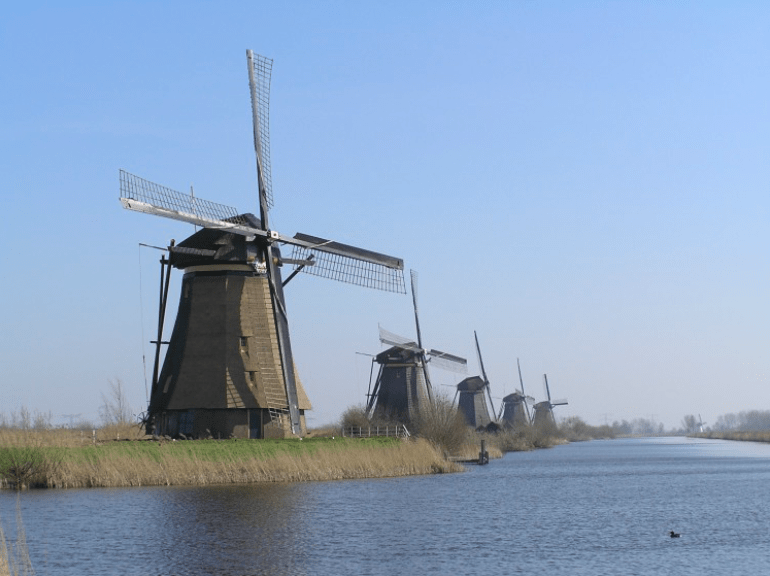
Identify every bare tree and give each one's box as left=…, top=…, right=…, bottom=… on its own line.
left=681, top=414, right=698, bottom=433
left=99, top=379, right=134, bottom=426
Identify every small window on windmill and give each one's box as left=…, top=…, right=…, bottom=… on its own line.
left=240, top=336, right=248, bottom=349
left=248, top=371, right=257, bottom=386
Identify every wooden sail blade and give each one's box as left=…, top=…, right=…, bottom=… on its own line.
left=119, top=170, right=264, bottom=238
left=427, top=349, right=468, bottom=373
left=290, top=232, right=406, bottom=293
left=378, top=325, right=421, bottom=351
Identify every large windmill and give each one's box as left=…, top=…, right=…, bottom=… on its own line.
left=365, top=270, right=466, bottom=422
left=120, top=51, right=405, bottom=439
left=499, top=358, right=534, bottom=430
left=532, top=374, right=568, bottom=431
left=454, top=332, right=496, bottom=429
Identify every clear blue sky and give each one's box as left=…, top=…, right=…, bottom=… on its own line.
left=2, top=1, right=768, bottom=430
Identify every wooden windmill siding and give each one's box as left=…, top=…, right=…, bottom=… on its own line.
left=500, top=392, right=529, bottom=430
left=456, top=376, right=492, bottom=428
left=151, top=230, right=312, bottom=439
left=454, top=332, right=495, bottom=429
left=367, top=346, right=432, bottom=422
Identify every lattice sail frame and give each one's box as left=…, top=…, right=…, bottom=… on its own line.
left=379, top=325, right=420, bottom=351
left=377, top=325, right=467, bottom=373
left=427, top=350, right=468, bottom=373
left=248, top=53, right=274, bottom=209
left=291, top=244, right=406, bottom=293
left=119, top=170, right=254, bottom=231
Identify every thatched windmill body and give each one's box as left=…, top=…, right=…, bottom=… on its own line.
left=532, top=374, right=568, bottom=431
left=454, top=332, right=496, bottom=429
left=499, top=358, right=534, bottom=430
left=365, top=271, right=466, bottom=423
left=120, top=51, right=405, bottom=439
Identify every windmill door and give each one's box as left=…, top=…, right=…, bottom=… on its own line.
left=249, top=409, right=262, bottom=439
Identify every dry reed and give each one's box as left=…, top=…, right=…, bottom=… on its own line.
left=1, top=436, right=461, bottom=490
left=693, top=430, right=770, bottom=443
left=0, top=498, right=33, bottom=576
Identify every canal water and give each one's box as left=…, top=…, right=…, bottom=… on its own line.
left=2, top=437, right=770, bottom=575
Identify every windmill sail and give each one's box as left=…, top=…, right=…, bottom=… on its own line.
left=291, top=233, right=405, bottom=293
left=247, top=50, right=274, bottom=211
left=119, top=171, right=262, bottom=238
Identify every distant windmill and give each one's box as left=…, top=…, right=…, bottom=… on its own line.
left=532, top=374, right=568, bottom=430
left=120, top=51, right=405, bottom=439
left=454, top=331, right=496, bottom=429
left=366, top=270, right=466, bottom=422
left=499, top=358, right=534, bottom=430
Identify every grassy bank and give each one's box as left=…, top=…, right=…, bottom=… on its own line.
left=0, top=434, right=461, bottom=489
left=692, top=430, right=770, bottom=443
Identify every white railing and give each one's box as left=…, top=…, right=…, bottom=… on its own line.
left=342, top=424, right=410, bottom=439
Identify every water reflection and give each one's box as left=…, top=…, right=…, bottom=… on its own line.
left=148, top=484, right=313, bottom=576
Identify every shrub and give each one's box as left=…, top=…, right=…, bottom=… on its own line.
left=339, top=406, right=370, bottom=430
left=0, top=445, right=60, bottom=489
left=559, top=417, right=616, bottom=442
left=412, top=393, right=468, bottom=455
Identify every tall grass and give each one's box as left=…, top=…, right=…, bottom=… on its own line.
left=0, top=436, right=460, bottom=489
left=694, top=430, right=770, bottom=443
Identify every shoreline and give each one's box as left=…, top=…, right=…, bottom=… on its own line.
left=691, top=431, right=770, bottom=443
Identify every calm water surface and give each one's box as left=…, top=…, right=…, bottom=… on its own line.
left=2, top=437, right=770, bottom=575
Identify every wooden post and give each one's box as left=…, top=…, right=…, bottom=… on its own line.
left=479, top=439, right=489, bottom=465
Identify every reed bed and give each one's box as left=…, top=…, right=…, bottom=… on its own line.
left=693, top=430, right=770, bottom=443
left=0, top=437, right=461, bottom=489
left=451, top=441, right=504, bottom=462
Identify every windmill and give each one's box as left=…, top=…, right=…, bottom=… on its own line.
left=454, top=331, right=496, bottom=429
left=120, top=51, right=405, bottom=439
left=365, top=270, right=466, bottom=423
left=499, top=358, right=534, bottom=430
left=532, top=374, right=568, bottom=431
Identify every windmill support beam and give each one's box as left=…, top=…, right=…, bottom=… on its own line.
left=151, top=245, right=174, bottom=397
left=266, top=250, right=302, bottom=435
